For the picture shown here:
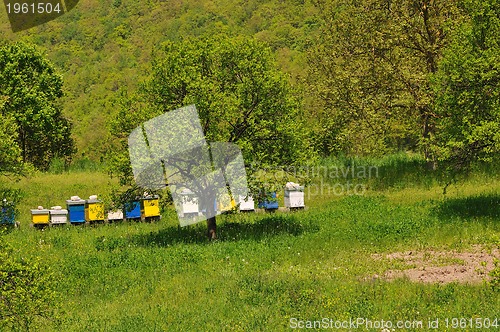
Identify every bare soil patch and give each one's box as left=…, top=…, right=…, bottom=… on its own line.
left=371, top=245, right=500, bottom=284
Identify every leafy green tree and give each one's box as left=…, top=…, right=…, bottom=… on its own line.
left=0, top=42, right=75, bottom=170
left=110, top=35, right=314, bottom=238
left=432, top=0, right=500, bottom=186
left=0, top=98, right=24, bottom=226
left=0, top=101, right=23, bottom=176
left=308, top=0, right=461, bottom=159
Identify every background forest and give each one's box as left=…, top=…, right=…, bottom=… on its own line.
left=1, top=0, right=497, bottom=172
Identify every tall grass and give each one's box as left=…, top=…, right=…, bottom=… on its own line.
left=48, top=157, right=105, bottom=174
left=318, top=152, right=500, bottom=191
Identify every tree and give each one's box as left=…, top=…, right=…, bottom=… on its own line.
left=431, top=0, right=500, bottom=186
left=0, top=103, right=23, bottom=176
left=0, top=42, right=75, bottom=170
left=0, top=100, right=24, bottom=227
left=110, top=35, right=314, bottom=239
left=307, top=0, right=461, bottom=159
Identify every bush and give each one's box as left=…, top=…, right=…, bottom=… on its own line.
left=0, top=188, right=21, bottom=226
left=490, top=258, right=500, bottom=291
left=0, top=241, right=59, bottom=331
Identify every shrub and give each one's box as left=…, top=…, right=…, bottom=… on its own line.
left=490, top=259, right=500, bottom=291
left=0, top=241, right=59, bottom=331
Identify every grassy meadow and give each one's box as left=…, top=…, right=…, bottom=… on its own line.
left=2, top=156, right=500, bottom=331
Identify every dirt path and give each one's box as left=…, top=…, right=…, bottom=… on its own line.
left=371, top=245, right=500, bottom=284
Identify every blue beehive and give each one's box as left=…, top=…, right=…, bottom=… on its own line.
left=1, top=199, right=15, bottom=226
left=66, top=196, right=86, bottom=224
left=258, top=192, right=279, bottom=210
left=125, top=201, right=141, bottom=220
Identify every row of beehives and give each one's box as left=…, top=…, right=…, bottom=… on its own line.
left=178, top=182, right=305, bottom=217
left=30, top=195, right=161, bottom=227
left=28, top=183, right=305, bottom=226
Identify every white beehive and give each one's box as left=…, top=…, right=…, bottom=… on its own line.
left=107, top=210, right=124, bottom=222
left=49, top=206, right=68, bottom=225
left=180, top=189, right=199, bottom=216
left=284, top=182, right=305, bottom=208
left=238, top=195, right=255, bottom=211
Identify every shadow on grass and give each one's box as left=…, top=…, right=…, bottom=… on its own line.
left=432, top=194, right=500, bottom=220
left=96, top=215, right=317, bottom=250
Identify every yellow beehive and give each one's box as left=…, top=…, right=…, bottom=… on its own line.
left=31, top=206, right=50, bottom=225
left=142, top=196, right=160, bottom=218
left=85, top=195, right=105, bottom=222
left=218, top=193, right=236, bottom=212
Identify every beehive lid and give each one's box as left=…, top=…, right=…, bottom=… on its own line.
left=180, top=189, right=195, bottom=196
left=66, top=196, right=85, bottom=205
left=142, top=194, right=159, bottom=200
left=50, top=206, right=68, bottom=214
left=285, top=182, right=304, bottom=191
left=87, top=195, right=101, bottom=204
left=31, top=206, right=49, bottom=214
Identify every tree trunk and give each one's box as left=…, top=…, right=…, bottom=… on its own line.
left=207, top=216, right=217, bottom=240
left=420, top=107, right=438, bottom=170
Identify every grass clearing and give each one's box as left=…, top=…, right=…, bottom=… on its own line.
left=2, top=161, right=500, bottom=331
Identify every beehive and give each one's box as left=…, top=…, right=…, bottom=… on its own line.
left=107, top=210, right=124, bottom=222
left=258, top=192, right=279, bottom=210
left=85, top=195, right=105, bottom=222
left=125, top=201, right=141, bottom=220
left=179, top=189, right=199, bottom=216
left=284, top=182, right=305, bottom=208
left=141, top=195, right=160, bottom=219
left=66, top=196, right=86, bottom=224
left=49, top=206, right=68, bottom=225
left=31, top=206, right=50, bottom=225
left=1, top=200, right=15, bottom=226
left=218, top=193, right=236, bottom=212
left=238, top=195, right=255, bottom=211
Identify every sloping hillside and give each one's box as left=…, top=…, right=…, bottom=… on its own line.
left=0, top=0, right=319, bottom=159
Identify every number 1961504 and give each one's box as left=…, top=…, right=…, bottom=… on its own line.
left=443, top=318, right=499, bottom=329
left=6, top=2, right=62, bottom=14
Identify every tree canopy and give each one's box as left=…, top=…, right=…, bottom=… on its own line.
left=0, top=42, right=74, bottom=170
left=1, top=0, right=497, bottom=182
left=432, top=0, right=500, bottom=176
left=111, top=35, right=314, bottom=186
left=307, top=0, right=461, bottom=158
left=0, top=107, right=23, bottom=176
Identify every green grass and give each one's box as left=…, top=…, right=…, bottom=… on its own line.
left=48, top=157, right=106, bottom=174
left=318, top=152, right=500, bottom=191
left=4, top=170, right=117, bottom=223
left=2, top=161, right=500, bottom=331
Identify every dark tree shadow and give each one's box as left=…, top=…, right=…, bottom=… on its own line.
left=432, top=194, right=500, bottom=220
left=95, top=215, right=318, bottom=250
left=217, top=215, right=315, bottom=242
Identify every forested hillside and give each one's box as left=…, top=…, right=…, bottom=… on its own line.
left=1, top=0, right=498, bottom=173
left=1, top=0, right=319, bottom=160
